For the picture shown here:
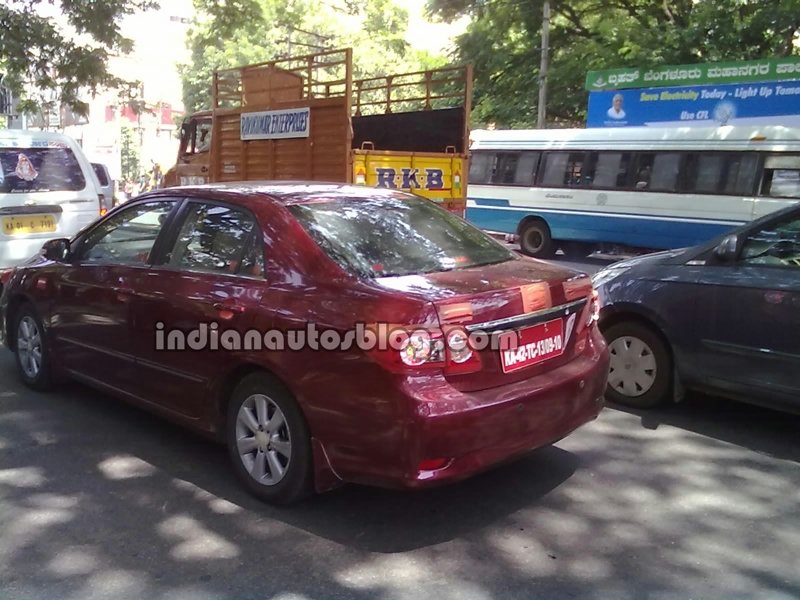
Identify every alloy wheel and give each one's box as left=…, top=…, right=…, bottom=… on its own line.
left=17, top=316, right=43, bottom=379
left=235, top=394, right=292, bottom=486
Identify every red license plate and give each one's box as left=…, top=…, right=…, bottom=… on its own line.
left=500, top=318, right=565, bottom=373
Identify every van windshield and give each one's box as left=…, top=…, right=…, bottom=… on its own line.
left=0, top=146, right=86, bottom=194
left=288, top=194, right=515, bottom=277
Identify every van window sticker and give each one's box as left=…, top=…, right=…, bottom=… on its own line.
left=15, top=153, right=39, bottom=181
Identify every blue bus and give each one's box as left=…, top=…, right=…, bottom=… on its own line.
left=467, top=125, right=800, bottom=257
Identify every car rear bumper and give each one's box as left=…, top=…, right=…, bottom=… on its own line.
left=342, top=326, right=609, bottom=489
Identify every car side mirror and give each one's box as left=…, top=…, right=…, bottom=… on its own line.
left=41, top=238, right=71, bottom=262
left=713, top=234, right=739, bottom=263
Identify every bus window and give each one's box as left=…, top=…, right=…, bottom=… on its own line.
left=635, top=153, right=682, bottom=192
left=492, top=153, right=519, bottom=184
left=722, top=154, right=759, bottom=195
left=469, top=152, right=494, bottom=184
left=590, top=152, right=631, bottom=188
left=765, top=170, right=800, bottom=198
left=762, top=155, right=800, bottom=199
left=514, top=151, right=540, bottom=186
left=692, top=154, right=725, bottom=194
left=689, top=153, right=760, bottom=195
left=540, top=152, right=585, bottom=188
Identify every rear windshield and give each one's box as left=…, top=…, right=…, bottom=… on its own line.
left=288, top=194, right=515, bottom=277
left=92, top=163, right=110, bottom=186
left=0, top=147, right=86, bottom=193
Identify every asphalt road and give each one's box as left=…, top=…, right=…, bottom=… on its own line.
left=1, top=260, right=799, bottom=600
left=545, top=255, right=610, bottom=275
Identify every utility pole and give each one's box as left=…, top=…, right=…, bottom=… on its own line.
left=537, top=0, right=550, bottom=128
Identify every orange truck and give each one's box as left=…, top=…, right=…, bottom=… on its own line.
left=163, top=48, right=472, bottom=214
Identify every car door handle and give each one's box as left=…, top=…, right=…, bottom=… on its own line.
left=213, top=302, right=246, bottom=320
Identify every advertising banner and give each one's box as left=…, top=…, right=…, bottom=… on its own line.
left=587, top=80, right=800, bottom=128
left=240, top=107, right=310, bottom=140
left=586, top=57, right=800, bottom=92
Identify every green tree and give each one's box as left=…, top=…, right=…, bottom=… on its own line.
left=181, top=0, right=445, bottom=115
left=0, top=0, right=157, bottom=117
left=120, top=125, right=140, bottom=182
left=428, top=0, right=800, bottom=127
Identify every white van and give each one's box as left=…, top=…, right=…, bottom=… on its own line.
left=1, top=130, right=104, bottom=268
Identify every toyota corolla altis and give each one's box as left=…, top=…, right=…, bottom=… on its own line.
left=0, top=183, right=608, bottom=504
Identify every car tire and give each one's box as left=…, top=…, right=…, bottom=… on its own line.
left=519, top=219, right=554, bottom=258
left=603, top=321, right=671, bottom=409
left=13, top=304, right=53, bottom=391
left=226, top=373, right=313, bottom=505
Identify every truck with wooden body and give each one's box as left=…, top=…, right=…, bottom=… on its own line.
left=163, top=48, right=472, bottom=214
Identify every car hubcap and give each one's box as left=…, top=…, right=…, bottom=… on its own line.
left=235, top=394, right=291, bottom=486
left=17, top=316, right=43, bottom=379
left=608, top=336, right=657, bottom=397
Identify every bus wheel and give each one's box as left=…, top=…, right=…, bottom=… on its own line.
left=519, top=220, right=554, bottom=258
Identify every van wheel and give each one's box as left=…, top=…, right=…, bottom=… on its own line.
left=519, top=220, right=554, bottom=258
left=226, top=373, right=313, bottom=505
left=13, top=304, right=53, bottom=391
left=604, top=321, right=671, bottom=408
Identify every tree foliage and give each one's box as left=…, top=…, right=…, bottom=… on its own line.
left=428, top=0, right=800, bottom=127
left=0, top=0, right=156, bottom=116
left=120, top=124, right=140, bottom=181
left=181, top=0, right=448, bottom=115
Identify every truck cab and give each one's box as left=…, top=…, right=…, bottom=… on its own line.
left=163, top=112, right=212, bottom=188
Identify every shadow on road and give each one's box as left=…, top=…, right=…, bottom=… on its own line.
left=282, top=446, right=578, bottom=552
left=609, top=392, right=800, bottom=463
left=2, top=355, right=799, bottom=599
left=1, top=376, right=580, bottom=553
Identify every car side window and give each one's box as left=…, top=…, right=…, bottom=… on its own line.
left=740, top=215, right=800, bottom=268
left=78, top=201, right=174, bottom=265
left=166, top=202, right=260, bottom=276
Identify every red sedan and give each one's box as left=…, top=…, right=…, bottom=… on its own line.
left=0, top=183, right=608, bottom=504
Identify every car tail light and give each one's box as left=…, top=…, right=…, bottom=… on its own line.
left=588, top=289, right=600, bottom=326
left=98, top=193, right=107, bottom=216
left=443, top=327, right=482, bottom=375
left=563, top=275, right=593, bottom=301
left=368, top=327, right=445, bottom=374
left=369, top=325, right=482, bottom=375
left=446, top=329, right=472, bottom=363
left=400, top=330, right=444, bottom=367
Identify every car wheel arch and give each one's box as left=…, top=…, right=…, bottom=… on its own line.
left=213, top=362, right=305, bottom=438
left=5, top=294, right=36, bottom=352
left=600, top=307, right=673, bottom=349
